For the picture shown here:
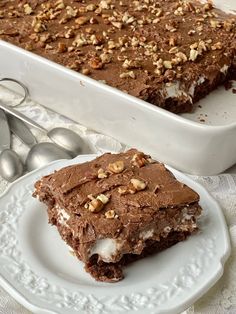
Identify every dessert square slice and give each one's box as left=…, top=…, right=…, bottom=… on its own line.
left=33, top=149, right=202, bottom=282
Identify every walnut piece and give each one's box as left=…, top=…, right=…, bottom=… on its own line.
left=130, top=178, right=147, bottom=191
left=189, top=49, right=198, bottom=61
left=88, top=199, right=104, bottom=212
left=97, top=168, right=108, bottom=178
left=131, top=152, right=148, bottom=167
left=108, top=160, right=125, bottom=174
left=119, top=71, right=136, bottom=79
left=57, top=42, right=67, bottom=53
left=87, top=194, right=110, bottom=213
left=76, top=16, right=89, bottom=25
left=24, top=4, right=33, bottom=15
left=105, top=210, right=118, bottom=219
left=89, top=57, right=103, bottom=69
left=97, top=194, right=110, bottom=204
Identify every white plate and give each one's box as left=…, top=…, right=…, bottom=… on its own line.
left=0, top=155, right=231, bottom=314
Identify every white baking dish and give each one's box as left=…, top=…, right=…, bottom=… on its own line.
left=0, top=10, right=236, bottom=176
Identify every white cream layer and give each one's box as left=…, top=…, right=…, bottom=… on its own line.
left=57, top=207, right=70, bottom=226
left=162, top=64, right=229, bottom=101
left=89, top=238, right=118, bottom=262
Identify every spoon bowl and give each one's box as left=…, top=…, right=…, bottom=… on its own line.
left=26, top=142, right=72, bottom=171
left=0, top=101, right=83, bottom=158
left=0, top=149, right=24, bottom=182
left=48, top=127, right=82, bottom=157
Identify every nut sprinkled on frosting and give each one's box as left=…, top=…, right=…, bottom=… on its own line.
left=108, top=160, right=125, bottom=174
left=86, top=193, right=110, bottom=212
left=131, top=152, right=148, bottom=167
left=105, top=209, right=118, bottom=219
left=88, top=199, right=104, bottom=212
left=97, top=168, right=108, bottom=178
left=118, top=178, right=147, bottom=195
left=24, top=4, right=33, bottom=15
left=97, top=193, right=110, bottom=204
left=130, top=178, right=147, bottom=191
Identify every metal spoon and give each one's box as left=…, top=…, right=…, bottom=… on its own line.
left=0, top=110, right=24, bottom=182
left=0, top=101, right=83, bottom=157
left=0, top=149, right=24, bottom=182
left=8, top=115, right=72, bottom=171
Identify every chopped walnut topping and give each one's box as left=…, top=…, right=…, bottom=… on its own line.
left=203, top=2, right=213, bottom=12
left=57, top=42, right=67, bottom=53
left=211, top=42, right=223, bottom=50
left=90, top=34, right=102, bottom=45
left=32, top=18, right=47, bottom=33
left=87, top=193, right=110, bottom=213
left=118, top=185, right=136, bottom=195
left=90, top=17, right=98, bottom=24
left=152, top=18, right=160, bottom=24
left=76, top=16, right=89, bottom=25
left=198, top=40, right=207, bottom=54
left=210, top=19, right=221, bottom=28
left=131, top=152, right=148, bottom=167
left=111, top=21, right=123, bottom=29
left=108, top=160, right=125, bottom=174
left=105, top=210, right=118, bottom=219
left=156, top=8, right=163, bottom=17
left=189, top=49, right=198, bottom=61
left=66, top=6, right=78, bottom=18
left=81, top=68, right=91, bottom=75
left=122, top=59, right=141, bottom=69
left=24, top=4, right=33, bottom=15
left=97, top=168, right=108, bottom=178
left=86, top=4, right=97, bottom=11
left=89, top=57, right=103, bottom=69
left=120, top=71, right=136, bottom=79
left=97, top=194, right=110, bottom=204
left=55, top=0, right=65, bottom=10
left=188, top=29, right=195, bottom=35
left=100, top=0, right=111, bottom=10
left=73, top=34, right=87, bottom=47
left=163, top=60, right=172, bottom=69
left=40, top=33, right=51, bottom=43
left=223, top=19, right=234, bottom=31
left=165, top=24, right=177, bottom=32
left=169, top=47, right=178, bottom=54
left=175, top=52, right=188, bottom=63
left=130, top=178, right=147, bottom=191
left=88, top=199, right=104, bottom=212
left=174, top=7, right=184, bottom=16
left=65, top=29, right=75, bottom=39
left=100, top=52, right=112, bottom=64
left=108, top=40, right=116, bottom=49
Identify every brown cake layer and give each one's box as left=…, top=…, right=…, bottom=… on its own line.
left=0, top=1, right=235, bottom=113
left=33, top=149, right=202, bottom=282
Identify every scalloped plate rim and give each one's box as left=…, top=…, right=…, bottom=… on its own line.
left=0, top=154, right=231, bottom=314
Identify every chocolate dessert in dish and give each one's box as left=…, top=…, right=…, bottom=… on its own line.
left=0, top=1, right=235, bottom=113
left=33, top=149, right=202, bottom=282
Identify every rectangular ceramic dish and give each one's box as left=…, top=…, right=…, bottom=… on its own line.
left=0, top=1, right=235, bottom=176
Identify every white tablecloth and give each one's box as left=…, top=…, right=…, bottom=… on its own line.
left=0, top=87, right=235, bottom=314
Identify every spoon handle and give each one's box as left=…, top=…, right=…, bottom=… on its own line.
left=0, top=101, right=47, bottom=133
